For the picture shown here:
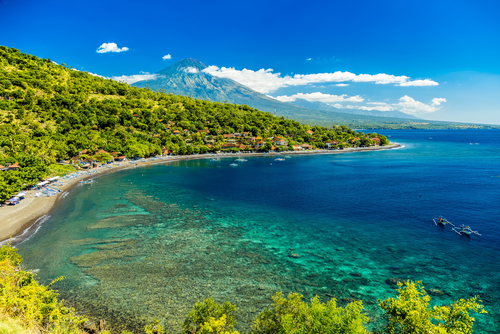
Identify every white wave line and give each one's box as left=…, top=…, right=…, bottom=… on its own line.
left=0, top=214, right=51, bottom=246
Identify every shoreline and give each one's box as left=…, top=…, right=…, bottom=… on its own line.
left=0, top=143, right=400, bottom=245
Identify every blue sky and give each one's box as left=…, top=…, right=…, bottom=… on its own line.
left=1, top=0, right=499, bottom=124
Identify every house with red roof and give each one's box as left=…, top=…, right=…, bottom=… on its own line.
left=6, top=162, right=20, bottom=171
left=254, top=141, right=265, bottom=149
left=325, top=140, right=340, bottom=149
left=273, top=138, right=287, bottom=146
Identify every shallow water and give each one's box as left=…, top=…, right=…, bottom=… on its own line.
left=18, top=130, right=500, bottom=333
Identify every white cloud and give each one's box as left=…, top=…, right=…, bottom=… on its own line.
left=306, top=58, right=312, bottom=61
left=335, top=83, right=349, bottom=87
left=367, top=102, right=389, bottom=105
left=272, top=92, right=364, bottom=103
left=96, top=43, right=129, bottom=53
left=86, top=72, right=105, bottom=78
left=202, top=66, right=438, bottom=93
left=111, top=73, right=164, bottom=84
left=357, top=105, right=394, bottom=112
left=399, top=79, right=439, bottom=86
left=162, top=54, right=172, bottom=60
left=331, top=104, right=394, bottom=112
left=353, top=73, right=409, bottom=85
left=431, top=97, right=447, bottom=105
left=182, top=66, right=199, bottom=74
left=395, top=95, right=446, bottom=115
left=329, top=96, right=446, bottom=115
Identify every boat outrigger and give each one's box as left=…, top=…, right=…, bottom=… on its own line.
left=433, top=217, right=454, bottom=227
left=452, top=224, right=481, bottom=236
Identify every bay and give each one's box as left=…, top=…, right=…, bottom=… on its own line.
left=18, top=129, right=500, bottom=332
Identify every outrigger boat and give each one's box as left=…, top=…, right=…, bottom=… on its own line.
left=229, top=163, right=238, bottom=167
left=433, top=217, right=454, bottom=227
left=79, top=179, right=94, bottom=184
left=275, top=158, right=285, bottom=161
left=452, top=224, right=481, bottom=236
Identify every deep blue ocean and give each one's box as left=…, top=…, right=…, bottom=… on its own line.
left=18, top=130, right=500, bottom=332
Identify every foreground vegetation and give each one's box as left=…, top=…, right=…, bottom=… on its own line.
left=0, top=46, right=390, bottom=202
left=0, top=243, right=486, bottom=333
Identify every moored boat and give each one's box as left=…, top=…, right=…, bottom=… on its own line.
left=452, top=224, right=481, bottom=236
left=433, top=217, right=454, bottom=226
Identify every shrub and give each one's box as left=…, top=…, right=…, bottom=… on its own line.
left=182, top=297, right=237, bottom=334
left=251, top=292, right=368, bottom=334
left=379, top=280, right=486, bottom=334
left=0, top=244, right=87, bottom=331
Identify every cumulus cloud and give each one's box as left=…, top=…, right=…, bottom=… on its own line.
left=395, top=95, right=446, bottom=115
left=111, top=73, right=164, bottom=84
left=431, top=97, right=447, bottom=105
left=272, top=92, right=363, bottom=103
left=329, top=96, right=446, bottom=115
left=162, top=54, right=172, bottom=60
left=335, top=83, right=349, bottom=87
left=306, top=58, right=312, bottom=61
left=182, top=66, right=199, bottom=74
left=202, top=66, right=438, bottom=93
left=96, top=43, right=129, bottom=53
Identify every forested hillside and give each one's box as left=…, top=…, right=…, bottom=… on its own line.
left=0, top=46, right=386, bottom=201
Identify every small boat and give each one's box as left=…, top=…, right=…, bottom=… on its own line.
left=452, top=224, right=481, bottom=236
left=210, top=158, right=218, bottom=162
left=235, top=158, right=247, bottom=162
left=79, top=179, right=94, bottom=184
left=284, top=155, right=291, bottom=158
left=229, top=163, right=238, bottom=167
left=275, top=158, right=285, bottom=161
left=433, top=217, right=454, bottom=227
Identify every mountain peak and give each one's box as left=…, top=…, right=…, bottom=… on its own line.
left=157, top=58, right=207, bottom=76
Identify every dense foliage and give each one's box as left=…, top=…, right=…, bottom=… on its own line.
left=252, top=292, right=368, bottom=334
left=0, top=46, right=388, bottom=202
left=0, top=244, right=487, bottom=334
left=0, top=243, right=86, bottom=333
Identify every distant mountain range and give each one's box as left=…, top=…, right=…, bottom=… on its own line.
left=132, top=59, right=495, bottom=129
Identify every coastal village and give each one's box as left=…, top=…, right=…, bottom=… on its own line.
left=62, top=126, right=384, bottom=168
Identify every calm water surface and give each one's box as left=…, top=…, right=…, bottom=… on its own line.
left=18, top=130, right=500, bottom=332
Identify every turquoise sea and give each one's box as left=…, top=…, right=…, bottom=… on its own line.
left=17, top=130, right=500, bottom=332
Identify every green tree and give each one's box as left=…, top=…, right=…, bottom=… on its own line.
left=263, top=141, right=272, bottom=152
left=252, top=292, right=368, bottom=334
left=183, top=297, right=237, bottom=334
left=94, top=151, right=112, bottom=164
left=379, top=281, right=486, bottom=334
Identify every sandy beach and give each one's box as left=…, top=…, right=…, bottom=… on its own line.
left=0, top=143, right=400, bottom=244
